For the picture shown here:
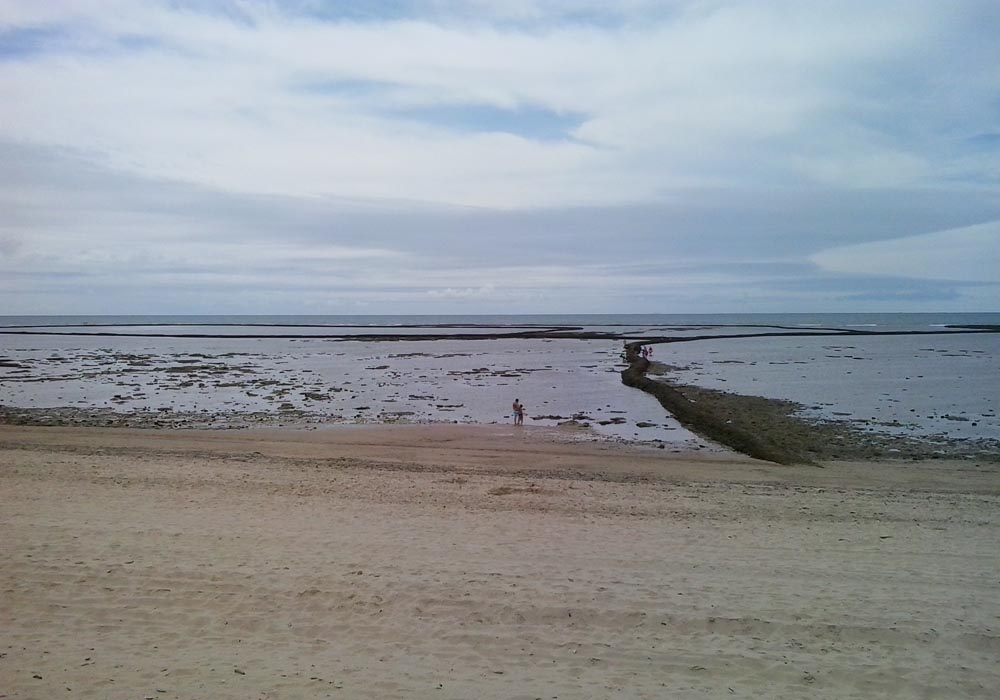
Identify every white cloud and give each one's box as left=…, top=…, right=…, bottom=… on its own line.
left=2, top=1, right=1000, bottom=313
left=1, top=0, right=991, bottom=208
left=811, top=220, right=1000, bottom=283
left=425, top=284, right=497, bottom=299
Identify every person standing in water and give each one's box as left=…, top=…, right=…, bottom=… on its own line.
left=512, top=398, right=525, bottom=425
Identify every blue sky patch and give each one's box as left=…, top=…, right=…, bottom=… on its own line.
left=0, top=26, right=162, bottom=60
left=309, top=0, right=414, bottom=22
left=390, top=103, right=585, bottom=141
left=0, top=26, right=70, bottom=59
left=966, top=132, right=1000, bottom=147
left=297, top=78, right=396, bottom=97
left=116, top=35, right=162, bottom=52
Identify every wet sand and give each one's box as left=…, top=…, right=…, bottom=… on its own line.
left=3, top=424, right=999, bottom=699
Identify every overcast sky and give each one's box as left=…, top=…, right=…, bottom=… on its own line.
left=2, top=0, right=999, bottom=315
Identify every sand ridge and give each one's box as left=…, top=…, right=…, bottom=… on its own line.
left=2, top=424, right=999, bottom=699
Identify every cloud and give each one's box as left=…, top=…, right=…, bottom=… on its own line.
left=811, top=220, right=1000, bottom=284
left=425, top=284, right=497, bottom=299
left=1, top=1, right=999, bottom=313
left=3, top=137, right=1000, bottom=313
left=1, top=1, right=997, bottom=208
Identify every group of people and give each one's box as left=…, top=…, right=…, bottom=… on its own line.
left=621, top=344, right=654, bottom=360
left=512, top=398, right=525, bottom=425
left=620, top=342, right=655, bottom=362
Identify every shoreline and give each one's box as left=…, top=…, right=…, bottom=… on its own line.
left=3, top=321, right=998, bottom=462
left=3, top=371, right=997, bottom=464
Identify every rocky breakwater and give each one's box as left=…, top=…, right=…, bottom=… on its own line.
left=619, top=343, right=1000, bottom=463
left=620, top=344, right=812, bottom=464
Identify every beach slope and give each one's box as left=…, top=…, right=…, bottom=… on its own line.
left=2, top=424, right=998, bottom=699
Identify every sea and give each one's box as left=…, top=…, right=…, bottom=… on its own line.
left=1, top=313, right=998, bottom=451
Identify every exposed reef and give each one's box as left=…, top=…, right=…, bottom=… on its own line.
left=620, top=342, right=1000, bottom=464
left=622, top=346, right=810, bottom=464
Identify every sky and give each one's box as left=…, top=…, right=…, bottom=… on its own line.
left=1, top=0, right=999, bottom=315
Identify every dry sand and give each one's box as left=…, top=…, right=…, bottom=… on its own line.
left=2, top=424, right=999, bottom=699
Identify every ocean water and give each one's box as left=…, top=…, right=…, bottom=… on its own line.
left=3, top=312, right=999, bottom=330
left=1, top=314, right=998, bottom=448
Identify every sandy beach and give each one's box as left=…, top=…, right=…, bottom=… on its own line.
left=2, top=424, right=999, bottom=699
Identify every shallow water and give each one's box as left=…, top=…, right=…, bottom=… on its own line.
left=0, top=333, right=709, bottom=447
left=2, top=314, right=998, bottom=451
left=656, top=332, right=1000, bottom=441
